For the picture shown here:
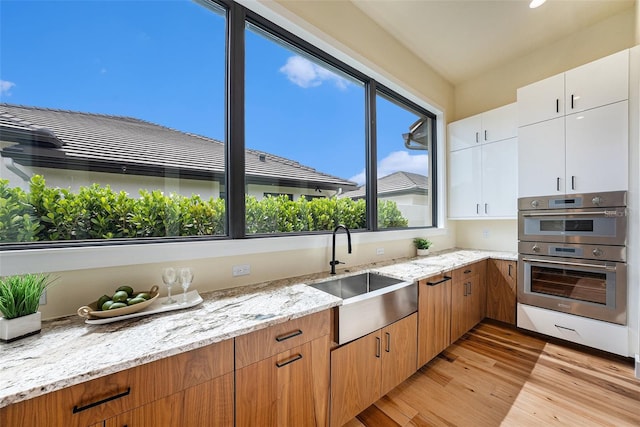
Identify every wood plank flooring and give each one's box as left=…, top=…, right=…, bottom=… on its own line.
left=345, top=321, right=640, bottom=427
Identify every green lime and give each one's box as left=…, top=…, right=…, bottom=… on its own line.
left=112, top=290, right=129, bottom=303
left=101, top=300, right=115, bottom=310
left=135, top=292, right=151, bottom=300
left=96, top=295, right=111, bottom=310
left=116, top=285, right=134, bottom=297
left=109, top=302, right=127, bottom=310
left=127, top=297, right=146, bottom=306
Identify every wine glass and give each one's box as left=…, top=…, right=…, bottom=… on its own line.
left=179, top=267, right=193, bottom=304
left=161, top=267, right=177, bottom=304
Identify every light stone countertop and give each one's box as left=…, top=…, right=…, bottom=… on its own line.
left=0, top=248, right=516, bottom=408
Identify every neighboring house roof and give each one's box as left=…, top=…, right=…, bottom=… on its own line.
left=340, top=171, right=428, bottom=199
left=0, top=103, right=357, bottom=191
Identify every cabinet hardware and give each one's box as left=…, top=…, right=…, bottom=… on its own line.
left=275, top=353, right=303, bottom=368
left=484, top=203, right=488, bottom=214
left=385, top=332, right=391, bottom=353
left=468, top=282, right=472, bottom=295
left=571, top=94, right=575, bottom=109
left=554, top=324, right=577, bottom=332
left=508, top=263, right=512, bottom=277
left=464, top=269, right=472, bottom=274
left=556, top=99, right=559, bottom=113
left=375, top=336, right=381, bottom=358
left=476, top=204, right=479, bottom=214
left=463, top=282, right=468, bottom=296
left=556, top=177, right=560, bottom=191
left=571, top=176, right=576, bottom=190
left=475, top=132, right=479, bottom=143
left=72, top=387, right=131, bottom=413
left=484, top=130, right=487, bottom=141
left=275, top=329, right=302, bottom=342
left=426, top=276, right=452, bottom=286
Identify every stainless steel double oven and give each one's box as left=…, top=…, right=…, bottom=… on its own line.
left=517, top=191, right=627, bottom=324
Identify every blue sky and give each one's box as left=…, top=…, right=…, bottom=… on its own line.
left=0, top=0, right=427, bottom=185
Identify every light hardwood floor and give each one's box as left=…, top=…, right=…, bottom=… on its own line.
left=345, top=321, right=640, bottom=427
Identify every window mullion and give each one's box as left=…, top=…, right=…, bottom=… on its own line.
left=366, top=80, right=377, bottom=231
left=226, top=2, right=246, bottom=239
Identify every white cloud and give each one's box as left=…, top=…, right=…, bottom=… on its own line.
left=349, top=151, right=428, bottom=186
left=279, top=56, right=349, bottom=90
left=0, top=80, right=16, bottom=96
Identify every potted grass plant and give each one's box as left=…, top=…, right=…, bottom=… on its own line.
left=0, top=273, right=53, bottom=342
left=413, top=237, right=433, bottom=256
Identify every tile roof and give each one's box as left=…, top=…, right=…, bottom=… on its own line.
left=340, top=171, right=428, bottom=199
left=0, top=103, right=357, bottom=190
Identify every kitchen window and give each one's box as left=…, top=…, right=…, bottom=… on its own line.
left=0, top=0, right=438, bottom=248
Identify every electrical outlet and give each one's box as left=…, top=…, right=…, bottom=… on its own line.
left=376, top=247, right=385, bottom=255
left=232, top=264, right=251, bottom=277
left=39, top=290, right=47, bottom=305
left=482, top=229, right=490, bottom=239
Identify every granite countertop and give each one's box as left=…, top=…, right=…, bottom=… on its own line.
left=0, top=248, right=515, bottom=408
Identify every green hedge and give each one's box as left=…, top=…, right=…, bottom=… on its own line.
left=0, top=176, right=408, bottom=243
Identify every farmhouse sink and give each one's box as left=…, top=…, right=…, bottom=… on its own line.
left=310, top=272, right=417, bottom=345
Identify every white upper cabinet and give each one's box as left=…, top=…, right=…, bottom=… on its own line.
left=448, top=103, right=518, bottom=219
left=565, top=50, right=629, bottom=115
left=518, top=117, right=565, bottom=197
left=517, top=74, right=564, bottom=127
left=565, top=101, right=629, bottom=194
left=449, top=103, right=517, bottom=151
left=518, top=50, right=629, bottom=127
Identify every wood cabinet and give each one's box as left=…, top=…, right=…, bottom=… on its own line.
left=235, top=310, right=331, bottom=427
left=0, top=340, right=234, bottom=427
left=451, top=261, right=486, bottom=343
left=486, top=260, right=517, bottom=325
left=330, top=313, right=417, bottom=427
left=417, top=273, right=451, bottom=367
left=518, top=49, right=629, bottom=127
left=449, top=103, right=517, bottom=219
left=517, top=49, right=629, bottom=197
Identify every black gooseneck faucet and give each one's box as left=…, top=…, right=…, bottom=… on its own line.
left=330, top=224, right=352, bottom=274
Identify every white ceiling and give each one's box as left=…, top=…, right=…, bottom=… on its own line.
left=352, top=0, right=635, bottom=85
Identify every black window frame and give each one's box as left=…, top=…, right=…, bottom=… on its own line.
left=0, top=0, right=438, bottom=250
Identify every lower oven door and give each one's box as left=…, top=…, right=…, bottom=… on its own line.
left=518, top=255, right=626, bottom=325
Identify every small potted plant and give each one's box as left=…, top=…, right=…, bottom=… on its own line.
left=413, top=238, right=433, bottom=256
left=0, top=273, right=53, bottom=342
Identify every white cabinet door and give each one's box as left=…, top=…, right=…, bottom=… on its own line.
left=518, top=117, right=565, bottom=197
left=449, top=146, right=482, bottom=218
left=517, top=73, right=564, bottom=127
left=565, top=50, right=629, bottom=114
left=449, top=115, right=481, bottom=151
left=482, top=138, right=517, bottom=218
left=565, top=101, right=628, bottom=193
left=481, top=103, right=517, bottom=144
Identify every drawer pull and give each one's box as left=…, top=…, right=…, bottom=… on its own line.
left=463, top=269, right=472, bottom=274
left=385, top=332, right=391, bottom=353
left=275, top=329, right=303, bottom=342
left=276, top=353, right=303, bottom=368
left=72, top=387, right=131, bottom=414
left=554, top=324, right=576, bottom=332
left=426, top=276, right=451, bottom=286
left=376, top=336, right=381, bottom=358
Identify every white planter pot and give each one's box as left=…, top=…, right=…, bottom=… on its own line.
left=417, top=248, right=430, bottom=256
left=0, top=312, right=41, bottom=342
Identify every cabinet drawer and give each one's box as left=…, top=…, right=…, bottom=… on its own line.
left=517, top=304, right=629, bottom=356
left=452, top=260, right=485, bottom=282
left=235, top=310, right=330, bottom=369
left=0, top=339, right=233, bottom=427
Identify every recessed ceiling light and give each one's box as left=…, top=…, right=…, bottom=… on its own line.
left=529, top=0, right=546, bottom=8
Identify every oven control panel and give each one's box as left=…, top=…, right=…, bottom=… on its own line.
left=518, top=241, right=626, bottom=263
left=518, top=190, right=627, bottom=211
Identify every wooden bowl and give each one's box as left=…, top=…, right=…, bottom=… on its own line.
left=77, top=286, right=159, bottom=319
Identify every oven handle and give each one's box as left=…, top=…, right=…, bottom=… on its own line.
left=521, top=210, right=625, bottom=217
left=521, top=257, right=617, bottom=271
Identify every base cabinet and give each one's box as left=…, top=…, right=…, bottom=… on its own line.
left=486, top=260, right=517, bottom=325
left=330, top=313, right=417, bottom=427
left=451, top=261, right=486, bottom=343
left=417, top=273, right=452, bottom=367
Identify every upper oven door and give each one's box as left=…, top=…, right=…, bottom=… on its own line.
left=518, top=207, right=627, bottom=245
